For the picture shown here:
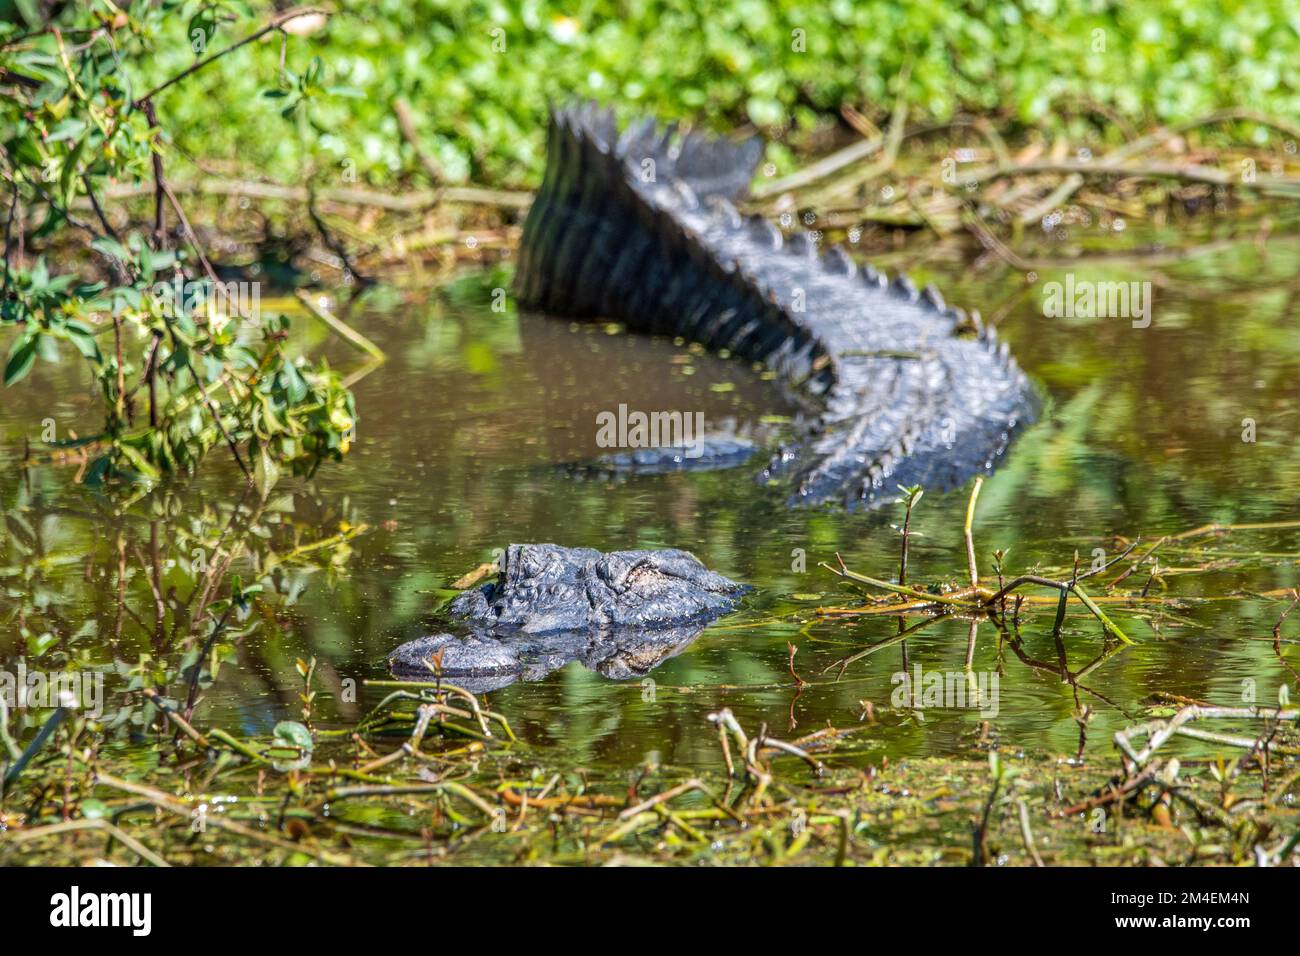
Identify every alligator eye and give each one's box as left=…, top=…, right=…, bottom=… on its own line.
left=624, top=563, right=673, bottom=590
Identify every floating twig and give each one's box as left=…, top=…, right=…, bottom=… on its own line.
left=295, top=289, right=386, bottom=361
left=1115, top=705, right=1300, bottom=767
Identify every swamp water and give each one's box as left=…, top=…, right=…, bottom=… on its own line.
left=3, top=227, right=1300, bottom=802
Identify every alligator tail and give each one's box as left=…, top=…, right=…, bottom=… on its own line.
left=516, top=102, right=1038, bottom=509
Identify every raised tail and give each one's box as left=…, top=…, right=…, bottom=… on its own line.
left=516, top=102, right=1037, bottom=509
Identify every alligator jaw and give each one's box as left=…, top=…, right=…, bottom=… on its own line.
left=515, top=102, right=1038, bottom=509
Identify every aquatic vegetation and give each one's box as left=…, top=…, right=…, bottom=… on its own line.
left=1, top=6, right=360, bottom=485
left=2, top=673, right=1295, bottom=866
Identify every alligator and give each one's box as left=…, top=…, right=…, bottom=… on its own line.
left=516, top=102, right=1038, bottom=508
left=390, top=105, right=1039, bottom=685
left=389, top=543, right=747, bottom=690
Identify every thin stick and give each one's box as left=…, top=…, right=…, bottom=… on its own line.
left=135, top=8, right=331, bottom=105
left=307, top=189, right=370, bottom=286
left=751, top=133, right=883, bottom=199
left=1016, top=799, right=1045, bottom=866
left=618, top=779, right=708, bottom=820
left=91, top=178, right=532, bottom=211
left=972, top=770, right=1000, bottom=866
left=5, top=817, right=170, bottom=867
left=94, top=770, right=359, bottom=865
left=1115, top=705, right=1300, bottom=766
left=822, top=559, right=977, bottom=607
left=295, top=290, right=386, bottom=361
left=0, top=697, right=21, bottom=761
left=964, top=476, right=983, bottom=587
left=3, top=707, right=67, bottom=789
left=393, top=97, right=444, bottom=184
left=142, top=688, right=210, bottom=748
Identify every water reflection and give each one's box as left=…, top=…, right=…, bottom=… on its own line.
left=388, top=618, right=714, bottom=693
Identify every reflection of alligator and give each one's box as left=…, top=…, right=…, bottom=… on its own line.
left=516, top=103, right=1038, bottom=508
left=388, top=544, right=747, bottom=690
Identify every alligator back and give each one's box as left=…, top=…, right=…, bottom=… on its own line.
left=515, top=102, right=1037, bottom=508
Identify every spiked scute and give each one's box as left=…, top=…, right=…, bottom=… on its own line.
left=515, top=102, right=1038, bottom=508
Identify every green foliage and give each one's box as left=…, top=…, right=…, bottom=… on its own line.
left=127, top=1, right=1300, bottom=187
left=0, top=2, right=357, bottom=487
left=0, top=477, right=366, bottom=753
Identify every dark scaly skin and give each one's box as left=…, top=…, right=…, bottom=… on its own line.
left=450, top=544, right=747, bottom=633
left=388, top=544, right=747, bottom=689
left=391, top=107, right=1039, bottom=683
left=516, top=103, right=1038, bottom=509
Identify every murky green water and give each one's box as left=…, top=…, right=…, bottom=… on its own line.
left=4, top=224, right=1300, bottom=774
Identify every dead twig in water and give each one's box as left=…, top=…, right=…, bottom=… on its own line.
left=294, top=289, right=386, bottom=362
left=1115, top=705, right=1300, bottom=767
left=1016, top=799, right=1045, bottom=866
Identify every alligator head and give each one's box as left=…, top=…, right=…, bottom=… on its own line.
left=388, top=544, right=747, bottom=690
left=449, top=543, right=748, bottom=633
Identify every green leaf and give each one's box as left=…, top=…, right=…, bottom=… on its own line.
left=13, top=0, right=42, bottom=29
left=59, top=136, right=86, bottom=207
left=4, top=334, right=39, bottom=386
left=91, top=236, right=131, bottom=264
left=115, top=443, right=161, bottom=481
left=63, top=320, right=102, bottom=362
left=254, top=442, right=280, bottom=498
left=46, top=119, right=88, bottom=143
left=272, top=720, right=314, bottom=752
